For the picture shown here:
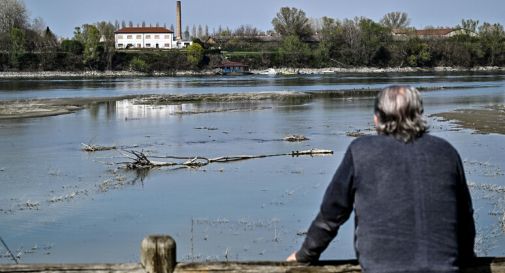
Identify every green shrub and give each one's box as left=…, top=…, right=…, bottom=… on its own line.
left=129, top=56, right=149, bottom=72
left=61, top=40, right=84, bottom=55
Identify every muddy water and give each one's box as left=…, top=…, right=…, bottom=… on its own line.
left=0, top=73, right=505, bottom=263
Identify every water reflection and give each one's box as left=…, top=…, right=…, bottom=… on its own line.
left=115, top=100, right=184, bottom=119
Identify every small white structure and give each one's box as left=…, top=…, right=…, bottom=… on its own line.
left=392, top=28, right=478, bottom=40
left=115, top=26, right=192, bottom=49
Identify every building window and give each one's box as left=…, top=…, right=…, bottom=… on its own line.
left=145, top=35, right=151, bottom=39
left=136, top=35, right=141, bottom=39
left=146, top=43, right=151, bottom=48
left=127, top=35, right=132, bottom=39
left=154, top=35, right=160, bottom=39
left=164, top=43, right=170, bottom=48
left=164, top=35, right=170, bottom=39
left=118, top=43, right=124, bottom=48
left=117, top=35, right=123, bottom=39
left=137, top=44, right=141, bottom=48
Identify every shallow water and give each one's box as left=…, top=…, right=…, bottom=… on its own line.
left=0, top=73, right=504, bottom=263
left=1, top=72, right=504, bottom=100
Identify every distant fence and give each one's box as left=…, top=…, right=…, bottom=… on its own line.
left=0, top=235, right=504, bottom=273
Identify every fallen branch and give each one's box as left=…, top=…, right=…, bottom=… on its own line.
left=290, top=149, right=333, bottom=156
left=121, top=149, right=333, bottom=170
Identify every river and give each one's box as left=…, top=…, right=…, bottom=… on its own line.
left=0, top=72, right=504, bottom=263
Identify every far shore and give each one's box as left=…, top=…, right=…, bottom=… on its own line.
left=1, top=66, right=505, bottom=80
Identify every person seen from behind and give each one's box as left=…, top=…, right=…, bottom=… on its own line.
left=287, top=85, right=476, bottom=273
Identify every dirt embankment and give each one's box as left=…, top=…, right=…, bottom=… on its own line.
left=432, top=105, right=505, bottom=135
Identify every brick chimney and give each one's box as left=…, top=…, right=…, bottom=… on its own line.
left=176, top=1, right=182, bottom=40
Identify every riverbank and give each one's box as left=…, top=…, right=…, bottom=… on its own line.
left=254, top=66, right=505, bottom=75
left=1, top=66, right=505, bottom=79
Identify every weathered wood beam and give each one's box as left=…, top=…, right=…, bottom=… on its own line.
left=174, top=260, right=361, bottom=273
left=1, top=235, right=505, bottom=273
left=0, top=263, right=144, bottom=273
left=174, top=257, right=505, bottom=273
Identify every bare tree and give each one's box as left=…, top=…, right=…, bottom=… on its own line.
left=197, top=24, right=203, bottom=38
left=142, top=21, right=146, bottom=27
left=234, top=25, right=259, bottom=37
left=191, top=24, right=196, bottom=38
left=478, top=22, right=505, bottom=65
left=341, top=18, right=364, bottom=65
left=309, top=18, right=323, bottom=33
left=460, top=19, right=479, bottom=33
left=380, top=12, right=410, bottom=29
left=128, top=21, right=133, bottom=27
left=0, top=0, right=28, bottom=32
left=205, top=25, right=209, bottom=37
left=31, top=17, right=47, bottom=33
left=121, top=20, right=126, bottom=28
left=184, top=25, right=190, bottom=40
left=96, top=21, right=116, bottom=70
left=272, top=7, right=313, bottom=39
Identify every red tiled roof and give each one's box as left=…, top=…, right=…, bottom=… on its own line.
left=216, top=61, right=248, bottom=68
left=115, top=27, right=173, bottom=34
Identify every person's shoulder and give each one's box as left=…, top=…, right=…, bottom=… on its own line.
left=420, top=133, right=452, bottom=146
left=419, top=134, right=460, bottom=155
left=349, top=135, right=385, bottom=151
left=350, top=134, right=378, bottom=145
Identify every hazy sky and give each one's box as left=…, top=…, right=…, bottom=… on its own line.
left=24, top=0, right=505, bottom=38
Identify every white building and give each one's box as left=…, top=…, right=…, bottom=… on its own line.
left=114, top=26, right=192, bottom=49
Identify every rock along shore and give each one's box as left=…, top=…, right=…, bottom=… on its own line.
left=251, top=66, right=505, bottom=75
left=1, top=66, right=504, bottom=79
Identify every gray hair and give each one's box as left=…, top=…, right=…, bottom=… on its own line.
left=374, top=85, right=428, bottom=142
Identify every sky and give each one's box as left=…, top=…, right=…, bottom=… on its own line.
left=23, top=0, right=505, bottom=38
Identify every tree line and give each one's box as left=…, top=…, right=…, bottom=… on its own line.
left=1, top=0, right=505, bottom=72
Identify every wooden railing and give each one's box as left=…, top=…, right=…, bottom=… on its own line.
left=1, top=235, right=504, bottom=273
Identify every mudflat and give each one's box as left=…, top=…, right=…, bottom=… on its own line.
left=433, top=104, right=505, bottom=135
left=0, top=84, right=490, bottom=119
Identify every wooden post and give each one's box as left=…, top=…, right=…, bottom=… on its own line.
left=141, top=235, right=176, bottom=273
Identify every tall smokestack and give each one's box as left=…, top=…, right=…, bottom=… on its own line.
left=176, top=1, right=182, bottom=40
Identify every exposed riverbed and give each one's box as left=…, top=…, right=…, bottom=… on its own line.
left=0, top=72, right=504, bottom=263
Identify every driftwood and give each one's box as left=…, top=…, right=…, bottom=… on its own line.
left=283, top=135, right=309, bottom=142
left=121, top=149, right=333, bottom=170
left=81, top=143, right=117, bottom=152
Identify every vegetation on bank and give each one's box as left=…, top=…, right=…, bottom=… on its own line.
left=1, top=0, right=505, bottom=73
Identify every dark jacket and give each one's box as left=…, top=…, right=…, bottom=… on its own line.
left=296, top=134, right=475, bottom=273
